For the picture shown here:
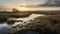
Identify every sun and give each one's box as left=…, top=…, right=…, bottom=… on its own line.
left=16, top=4, right=30, bottom=11
left=17, top=6, right=28, bottom=11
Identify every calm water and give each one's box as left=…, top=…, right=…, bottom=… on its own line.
left=0, top=23, right=12, bottom=34
left=0, top=23, right=40, bottom=34
left=0, top=14, right=45, bottom=34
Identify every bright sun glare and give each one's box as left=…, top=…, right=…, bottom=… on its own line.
left=17, top=7, right=28, bottom=11
left=16, top=4, right=29, bottom=11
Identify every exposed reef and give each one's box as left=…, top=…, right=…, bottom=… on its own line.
left=9, top=15, right=60, bottom=34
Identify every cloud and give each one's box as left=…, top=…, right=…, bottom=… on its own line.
left=38, top=0, right=60, bottom=7
left=19, top=0, right=31, bottom=1
left=47, top=0, right=60, bottom=6
left=18, top=0, right=31, bottom=2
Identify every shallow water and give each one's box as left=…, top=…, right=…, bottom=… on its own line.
left=0, top=14, right=45, bottom=34
left=0, top=23, right=12, bottom=34
left=0, top=23, right=40, bottom=34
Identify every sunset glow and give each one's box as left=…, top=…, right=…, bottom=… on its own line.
left=16, top=5, right=60, bottom=11
left=0, top=0, right=60, bottom=11
left=17, top=7, right=27, bottom=11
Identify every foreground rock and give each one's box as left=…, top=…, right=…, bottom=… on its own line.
left=9, top=15, right=60, bottom=34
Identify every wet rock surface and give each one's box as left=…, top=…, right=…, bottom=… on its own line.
left=11, top=15, right=60, bottom=34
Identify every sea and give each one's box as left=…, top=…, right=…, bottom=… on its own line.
left=0, top=14, right=45, bottom=34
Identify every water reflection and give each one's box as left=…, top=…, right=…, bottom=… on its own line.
left=0, top=23, right=8, bottom=28
left=11, top=14, right=45, bottom=27
left=0, top=23, right=12, bottom=34
left=0, top=23, right=40, bottom=34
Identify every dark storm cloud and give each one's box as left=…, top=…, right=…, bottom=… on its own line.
left=47, top=0, right=60, bottom=6
left=38, top=0, right=60, bottom=7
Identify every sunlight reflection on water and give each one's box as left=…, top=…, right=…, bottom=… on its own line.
left=12, top=14, right=45, bottom=26
left=0, top=23, right=8, bottom=28
left=16, top=14, right=45, bottom=21
left=0, top=14, right=46, bottom=34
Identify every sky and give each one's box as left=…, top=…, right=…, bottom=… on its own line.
left=0, top=0, right=60, bottom=11
left=0, top=0, right=46, bottom=11
left=0, top=0, right=45, bottom=5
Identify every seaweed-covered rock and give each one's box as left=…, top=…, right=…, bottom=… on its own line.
left=10, top=15, right=60, bottom=34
